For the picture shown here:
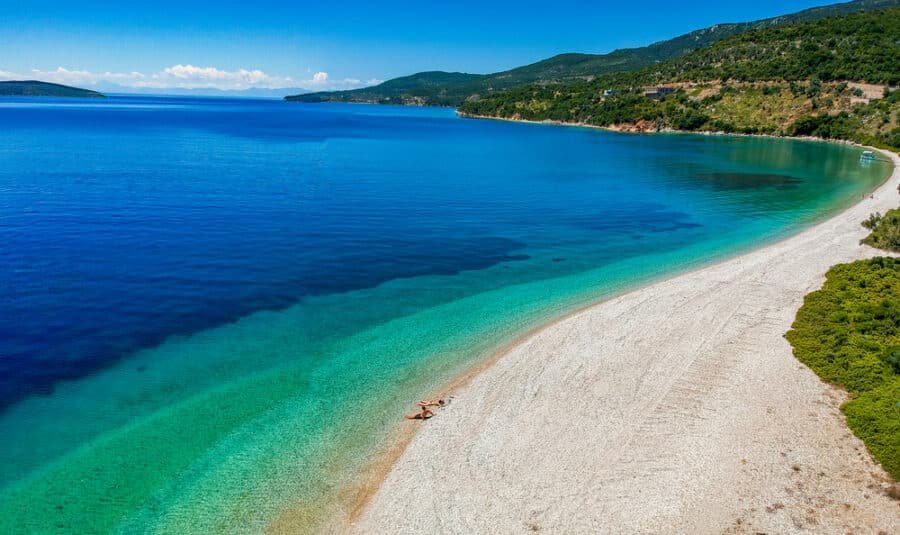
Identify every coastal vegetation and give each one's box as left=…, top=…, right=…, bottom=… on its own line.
left=862, top=208, right=900, bottom=251
left=0, top=80, right=104, bottom=98
left=286, top=0, right=898, bottom=106
left=632, top=6, right=899, bottom=85
left=786, top=256, right=900, bottom=479
left=458, top=8, right=900, bottom=150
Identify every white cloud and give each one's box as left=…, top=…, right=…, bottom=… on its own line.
left=0, top=65, right=381, bottom=92
left=299, top=71, right=382, bottom=90
left=153, top=65, right=289, bottom=88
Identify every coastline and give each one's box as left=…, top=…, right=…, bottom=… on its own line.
left=456, top=111, right=893, bottom=151
left=344, top=146, right=899, bottom=534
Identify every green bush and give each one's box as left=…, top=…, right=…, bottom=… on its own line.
left=843, top=380, right=900, bottom=478
left=862, top=207, right=900, bottom=252
left=785, top=257, right=900, bottom=478
left=880, top=128, right=900, bottom=151
left=862, top=212, right=882, bottom=230
left=668, top=107, right=710, bottom=130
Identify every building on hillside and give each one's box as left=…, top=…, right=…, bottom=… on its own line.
left=644, top=87, right=675, bottom=100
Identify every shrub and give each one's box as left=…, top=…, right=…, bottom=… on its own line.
left=807, top=78, right=822, bottom=97
left=786, top=257, right=900, bottom=479
left=669, top=108, right=710, bottom=130
left=843, top=380, right=900, bottom=478
left=863, top=212, right=882, bottom=230
left=862, top=208, right=900, bottom=252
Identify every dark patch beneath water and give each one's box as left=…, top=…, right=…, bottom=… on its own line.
left=702, top=172, right=803, bottom=190
left=0, top=232, right=528, bottom=410
left=567, top=204, right=703, bottom=235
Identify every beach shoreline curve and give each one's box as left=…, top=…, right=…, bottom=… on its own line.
left=337, top=145, right=899, bottom=534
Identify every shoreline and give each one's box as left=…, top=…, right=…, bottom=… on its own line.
left=457, top=111, right=894, bottom=151
left=343, top=145, right=899, bottom=533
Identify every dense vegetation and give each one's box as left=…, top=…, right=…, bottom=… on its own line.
left=862, top=208, right=900, bottom=251
left=459, top=8, right=900, bottom=150
left=641, top=5, right=900, bottom=85
left=785, top=257, right=900, bottom=479
left=0, top=81, right=104, bottom=98
left=287, top=0, right=898, bottom=106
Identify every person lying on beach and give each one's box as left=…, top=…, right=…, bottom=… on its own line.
left=405, top=405, right=434, bottom=420
left=417, top=399, right=445, bottom=408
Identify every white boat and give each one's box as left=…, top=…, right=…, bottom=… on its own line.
left=860, top=150, right=876, bottom=162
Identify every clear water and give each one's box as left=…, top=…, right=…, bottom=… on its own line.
left=0, top=96, right=890, bottom=533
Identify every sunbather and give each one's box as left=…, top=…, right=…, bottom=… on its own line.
left=405, top=405, right=434, bottom=420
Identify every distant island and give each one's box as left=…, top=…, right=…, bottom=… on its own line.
left=286, top=0, right=899, bottom=106
left=0, top=80, right=105, bottom=98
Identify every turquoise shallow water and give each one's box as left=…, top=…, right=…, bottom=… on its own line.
left=0, top=96, right=891, bottom=533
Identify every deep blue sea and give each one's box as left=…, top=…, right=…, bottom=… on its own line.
left=0, top=95, right=890, bottom=533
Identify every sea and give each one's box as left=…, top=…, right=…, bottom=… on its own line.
left=0, top=95, right=890, bottom=533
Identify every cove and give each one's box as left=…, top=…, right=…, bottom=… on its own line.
left=0, top=96, right=890, bottom=533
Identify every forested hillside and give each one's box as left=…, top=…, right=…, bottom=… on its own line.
left=459, top=8, right=900, bottom=149
left=287, top=0, right=898, bottom=106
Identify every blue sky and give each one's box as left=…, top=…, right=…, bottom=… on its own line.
left=0, top=1, right=842, bottom=91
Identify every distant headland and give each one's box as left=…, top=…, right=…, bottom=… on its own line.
left=0, top=80, right=105, bottom=98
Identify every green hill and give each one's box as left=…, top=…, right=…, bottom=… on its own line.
left=0, top=81, right=105, bottom=98
left=287, top=0, right=899, bottom=106
left=459, top=8, right=900, bottom=150
left=638, top=6, right=899, bottom=84
left=292, top=71, right=483, bottom=106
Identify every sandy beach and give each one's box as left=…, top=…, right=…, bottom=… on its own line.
left=349, top=148, right=900, bottom=534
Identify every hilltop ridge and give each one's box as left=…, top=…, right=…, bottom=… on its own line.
left=459, top=8, right=900, bottom=150
left=287, top=0, right=899, bottom=106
